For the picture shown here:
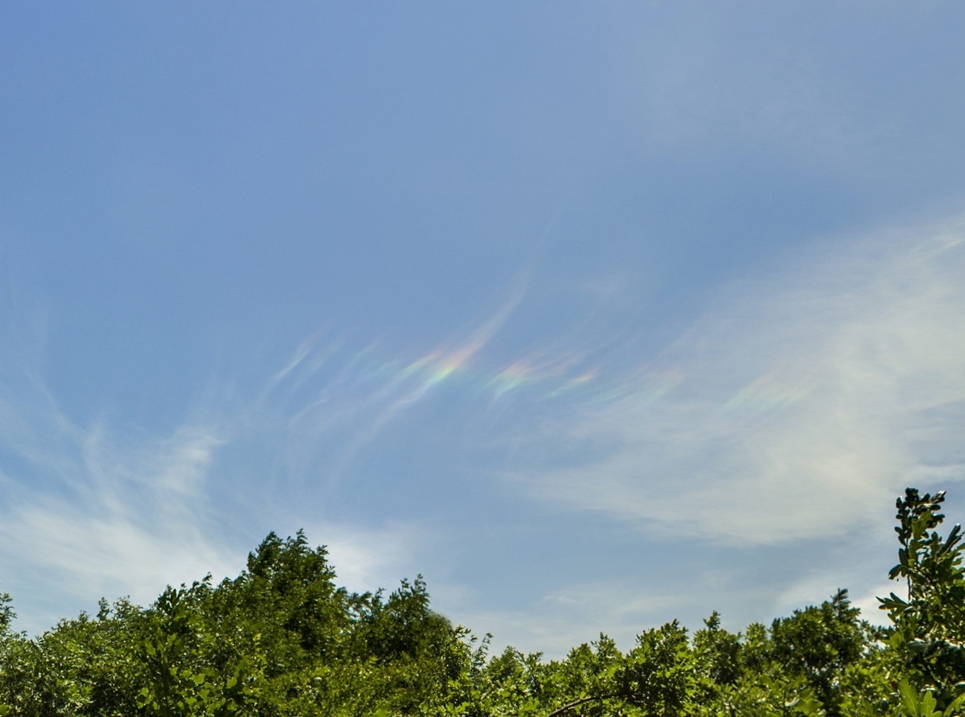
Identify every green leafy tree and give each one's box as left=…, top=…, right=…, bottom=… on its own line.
left=693, top=612, right=741, bottom=688
left=138, top=584, right=251, bottom=717
left=0, top=593, right=142, bottom=717
left=39, top=600, right=145, bottom=716
left=0, top=590, right=16, bottom=716
left=618, top=620, right=699, bottom=716
left=348, top=577, right=471, bottom=714
left=540, top=635, right=623, bottom=717
left=10, top=488, right=965, bottom=717
left=769, top=589, right=868, bottom=716
left=880, top=488, right=965, bottom=715
left=192, top=530, right=351, bottom=714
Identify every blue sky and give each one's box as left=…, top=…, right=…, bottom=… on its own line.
left=3, top=2, right=965, bottom=655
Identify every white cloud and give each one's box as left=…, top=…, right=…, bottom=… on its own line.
left=303, top=521, right=425, bottom=596
left=0, top=499, right=238, bottom=607
left=521, top=217, right=965, bottom=546
left=0, top=334, right=238, bottom=631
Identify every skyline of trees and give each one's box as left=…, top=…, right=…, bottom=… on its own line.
left=0, top=487, right=962, bottom=716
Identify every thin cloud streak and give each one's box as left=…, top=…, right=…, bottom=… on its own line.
left=256, top=271, right=535, bottom=486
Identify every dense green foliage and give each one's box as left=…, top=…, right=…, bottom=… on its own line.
left=1, top=488, right=963, bottom=716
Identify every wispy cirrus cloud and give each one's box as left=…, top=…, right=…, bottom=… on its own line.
left=518, top=218, right=965, bottom=545
left=2, top=215, right=963, bottom=646
left=0, top=356, right=427, bottom=631
left=0, top=276, right=544, bottom=631
left=0, top=369, right=233, bottom=629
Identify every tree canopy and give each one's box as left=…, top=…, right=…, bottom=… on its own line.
left=1, top=487, right=963, bottom=716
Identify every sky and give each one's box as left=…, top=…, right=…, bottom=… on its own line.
left=2, top=2, right=965, bottom=656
